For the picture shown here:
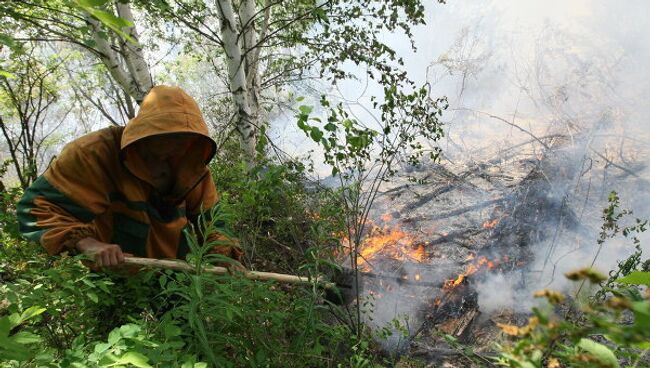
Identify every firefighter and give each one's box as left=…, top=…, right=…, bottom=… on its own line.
left=17, top=85, right=242, bottom=268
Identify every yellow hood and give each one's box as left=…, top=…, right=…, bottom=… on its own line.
left=121, top=86, right=216, bottom=199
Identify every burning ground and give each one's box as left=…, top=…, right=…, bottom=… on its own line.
left=321, top=1, right=650, bottom=365
left=339, top=119, right=650, bottom=365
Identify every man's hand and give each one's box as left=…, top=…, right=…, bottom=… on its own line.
left=76, top=237, right=125, bottom=267
left=225, top=260, right=247, bottom=274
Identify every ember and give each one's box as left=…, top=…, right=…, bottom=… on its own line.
left=443, top=256, right=501, bottom=290
left=482, top=218, right=499, bottom=229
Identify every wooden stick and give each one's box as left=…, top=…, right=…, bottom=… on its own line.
left=123, top=256, right=337, bottom=289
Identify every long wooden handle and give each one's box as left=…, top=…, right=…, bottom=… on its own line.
left=124, top=257, right=336, bottom=289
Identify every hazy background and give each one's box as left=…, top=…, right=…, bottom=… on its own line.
left=275, top=0, right=650, bottom=329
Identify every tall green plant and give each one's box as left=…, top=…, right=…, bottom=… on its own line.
left=156, top=205, right=358, bottom=367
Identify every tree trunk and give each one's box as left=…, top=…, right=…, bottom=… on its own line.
left=85, top=0, right=152, bottom=105
left=215, top=0, right=258, bottom=158
left=240, top=0, right=262, bottom=116
left=115, top=1, right=153, bottom=103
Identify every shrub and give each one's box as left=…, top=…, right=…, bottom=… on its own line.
left=211, top=157, right=345, bottom=275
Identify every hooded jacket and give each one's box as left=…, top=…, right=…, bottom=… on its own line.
left=17, top=86, right=241, bottom=260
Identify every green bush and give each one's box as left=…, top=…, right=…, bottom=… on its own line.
left=150, top=203, right=359, bottom=367
left=211, top=157, right=345, bottom=275
left=0, top=157, right=376, bottom=367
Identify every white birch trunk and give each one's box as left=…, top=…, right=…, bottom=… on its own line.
left=115, top=1, right=153, bottom=103
left=241, top=0, right=270, bottom=122
left=215, top=0, right=258, bottom=158
left=85, top=1, right=152, bottom=105
left=86, top=15, right=134, bottom=99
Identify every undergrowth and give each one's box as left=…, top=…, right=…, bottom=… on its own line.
left=0, top=158, right=380, bottom=367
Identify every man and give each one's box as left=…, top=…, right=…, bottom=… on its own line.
left=17, top=85, right=242, bottom=268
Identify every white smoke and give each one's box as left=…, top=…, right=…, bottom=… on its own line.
left=348, top=0, right=650, bottom=331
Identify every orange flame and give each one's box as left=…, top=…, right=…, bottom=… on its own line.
left=443, top=256, right=500, bottom=290
left=482, top=218, right=499, bottom=229
left=357, top=223, right=426, bottom=269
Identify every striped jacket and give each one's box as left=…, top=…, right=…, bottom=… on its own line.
left=17, top=86, right=240, bottom=260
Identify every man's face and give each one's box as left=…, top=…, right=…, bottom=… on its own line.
left=134, top=133, right=197, bottom=162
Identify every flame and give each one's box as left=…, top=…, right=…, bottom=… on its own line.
left=381, top=212, right=393, bottom=222
left=443, top=256, right=500, bottom=290
left=415, top=273, right=421, bottom=281
left=482, top=218, right=499, bottom=229
left=357, top=224, right=426, bottom=268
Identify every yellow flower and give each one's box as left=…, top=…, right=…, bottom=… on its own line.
left=534, top=289, right=565, bottom=304
left=564, top=268, right=607, bottom=283
left=606, top=297, right=632, bottom=310
left=497, top=317, right=539, bottom=337
left=547, top=357, right=561, bottom=368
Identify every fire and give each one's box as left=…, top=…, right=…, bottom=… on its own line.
left=357, top=224, right=426, bottom=268
left=482, top=218, right=499, bottom=229
left=443, top=256, right=500, bottom=290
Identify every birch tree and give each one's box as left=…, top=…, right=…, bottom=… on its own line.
left=141, top=0, right=446, bottom=158
left=0, top=0, right=153, bottom=111
left=214, top=0, right=258, bottom=156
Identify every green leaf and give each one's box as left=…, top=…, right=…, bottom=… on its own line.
left=77, top=5, right=136, bottom=44
left=163, top=323, right=182, bottom=338
left=108, top=329, right=121, bottom=345
left=89, top=8, right=132, bottom=28
left=631, top=301, right=650, bottom=330
left=310, top=127, right=323, bottom=142
left=94, top=342, right=111, bottom=354
left=82, top=278, right=96, bottom=288
left=297, top=119, right=310, bottom=133
left=0, top=70, right=16, bottom=79
left=0, top=342, right=33, bottom=362
left=324, top=122, right=337, bottom=132
left=114, top=351, right=152, bottom=368
left=577, top=338, right=620, bottom=368
left=0, top=316, right=12, bottom=336
left=0, top=33, right=16, bottom=48
left=76, top=0, right=109, bottom=6
left=298, top=105, right=313, bottom=115
left=87, top=291, right=99, bottom=303
left=11, top=331, right=41, bottom=345
left=616, top=271, right=650, bottom=286
left=19, top=307, right=46, bottom=324
left=119, top=324, right=141, bottom=337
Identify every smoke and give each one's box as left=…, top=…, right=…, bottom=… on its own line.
left=350, top=0, right=650, bottom=334
left=264, top=0, right=650, bottom=342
